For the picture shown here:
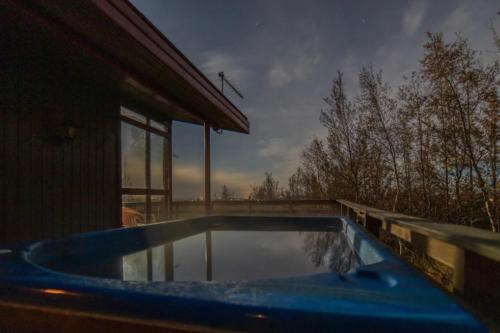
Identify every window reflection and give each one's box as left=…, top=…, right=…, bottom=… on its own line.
left=120, top=106, right=171, bottom=225
left=123, top=250, right=148, bottom=281
left=120, top=107, right=146, bottom=124
left=122, top=195, right=146, bottom=227
left=302, top=232, right=359, bottom=273
left=150, top=120, right=167, bottom=132
left=151, top=195, right=168, bottom=222
left=120, top=230, right=358, bottom=282
left=121, top=122, right=146, bottom=188
left=150, top=133, right=165, bottom=189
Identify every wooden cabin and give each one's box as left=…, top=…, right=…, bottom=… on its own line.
left=0, top=0, right=249, bottom=244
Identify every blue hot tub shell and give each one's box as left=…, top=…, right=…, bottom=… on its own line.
left=0, top=216, right=486, bottom=332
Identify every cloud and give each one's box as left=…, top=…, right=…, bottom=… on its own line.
left=335, top=51, right=363, bottom=96
left=268, top=34, right=321, bottom=87
left=439, top=1, right=499, bottom=58
left=200, top=51, right=248, bottom=87
left=440, top=1, right=471, bottom=38
left=362, top=1, right=429, bottom=90
left=266, top=145, right=304, bottom=185
left=173, top=165, right=204, bottom=183
left=373, top=42, right=422, bottom=90
left=191, top=134, right=304, bottom=187
left=213, top=170, right=256, bottom=197
left=401, top=1, right=428, bottom=37
left=173, top=164, right=257, bottom=198
left=269, top=64, right=292, bottom=87
left=255, top=137, right=306, bottom=184
left=258, top=138, right=288, bottom=157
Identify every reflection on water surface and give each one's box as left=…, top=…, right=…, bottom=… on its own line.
left=121, top=230, right=358, bottom=282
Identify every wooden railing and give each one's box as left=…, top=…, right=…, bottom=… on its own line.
left=171, top=199, right=340, bottom=218
left=171, top=199, right=500, bottom=311
left=337, top=200, right=500, bottom=296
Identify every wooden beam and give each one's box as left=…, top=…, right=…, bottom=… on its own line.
left=165, top=120, right=172, bottom=219
left=336, top=198, right=500, bottom=305
left=336, top=199, right=500, bottom=264
left=145, top=119, right=151, bottom=224
left=390, top=224, right=412, bottom=242
left=204, top=123, right=211, bottom=215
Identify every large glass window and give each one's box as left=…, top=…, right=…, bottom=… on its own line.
left=121, top=123, right=146, bottom=188
left=150, top=133, right=165, bottom=190
left=120, top=107, right=171, bottom=225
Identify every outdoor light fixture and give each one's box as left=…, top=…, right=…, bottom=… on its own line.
left=54, top=120, right=77, bottom=145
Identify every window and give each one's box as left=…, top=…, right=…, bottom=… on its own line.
left=121, top=107, right=171, bottom=225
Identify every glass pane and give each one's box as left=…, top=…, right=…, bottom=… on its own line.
left=152, top=245, right=166, bottom=281
left=122, top=195, right=146, bottom=227
left=120, top=106, right=146, bottom=124
left=121, top=122, right=146, bottom=188
left=151, top=120, right=167, bottom=132
left=150, top=195, right=168, bottom=222
left=150, top=133, right=165, bottom=189
left=172, top=122, right=204, bottom=200
left=122, top=250, right=148, bottom=281
left=123, top=245, right=171, bottom=282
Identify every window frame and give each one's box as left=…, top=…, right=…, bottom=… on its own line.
left=120, top=107, right=172, bottom=224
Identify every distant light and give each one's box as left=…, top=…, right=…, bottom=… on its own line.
left=41, top=289, right=68, bottom=295
left=246, top=313, right=269, bottom=320
left=40, top=288, right=79, bottom=297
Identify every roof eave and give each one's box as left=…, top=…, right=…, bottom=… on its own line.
left=30, top=0, right=249, bottom=133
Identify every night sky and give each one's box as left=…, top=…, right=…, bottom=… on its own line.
left=130, top=0, right=500, bottom=199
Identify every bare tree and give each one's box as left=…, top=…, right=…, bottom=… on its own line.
left=219, top=185, right=235, bottom=200
left=248, top=172, right=283, bottom=200
left=358, top=66, right=401, bottom=211
left=321, top=71, right=365, bottom=202
left=422, top=33, right=500, bottom=231
left=278, top=32, right=500, bottom=232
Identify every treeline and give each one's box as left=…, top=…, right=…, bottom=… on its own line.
left=250, top=33, right=500, bottom=232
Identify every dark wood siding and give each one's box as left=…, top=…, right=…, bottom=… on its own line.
left=0, top=69, right=121, bottom=244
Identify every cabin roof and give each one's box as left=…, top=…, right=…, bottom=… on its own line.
left=18, top=0, right=249, bottom=133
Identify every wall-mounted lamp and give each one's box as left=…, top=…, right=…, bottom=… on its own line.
left=53, top=120, right=77, bottom=146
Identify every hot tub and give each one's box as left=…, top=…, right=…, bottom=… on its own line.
left=0, top=216, right=486, bottom=332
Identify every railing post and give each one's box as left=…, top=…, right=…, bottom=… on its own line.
left=452, top=248, right=465, bottom=293
left=365, top=215, right=381, bottom=238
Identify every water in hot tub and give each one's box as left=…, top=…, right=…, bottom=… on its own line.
left=122, top=231, right=358, bottom=282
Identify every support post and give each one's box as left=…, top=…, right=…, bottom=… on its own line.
left=165, top=120, right=173, bottom=219
left=145, top=119, right=151, bottom=223
left=146, top=249, right=153, bottom=281
left=205, top=231, right=212, bottom=281
left=204, top=123, right=212, bottom=280
left=164, top=242, right=174, bottom=281
left=204, top=123, right=211, bottom=215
